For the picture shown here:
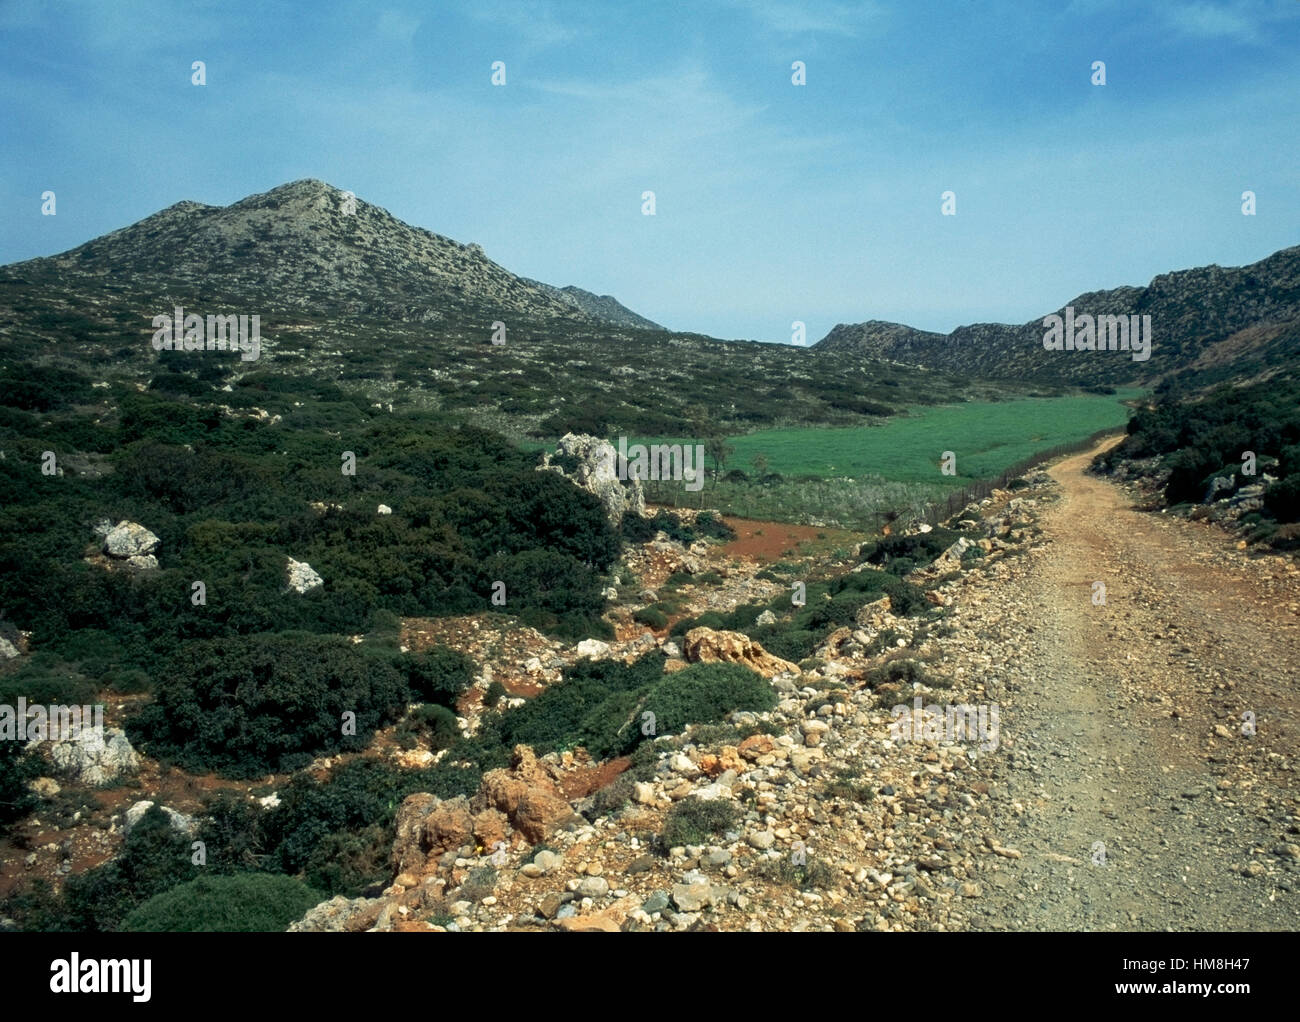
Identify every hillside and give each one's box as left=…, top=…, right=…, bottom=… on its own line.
left=817, top=245, right=1300, bottom=387
left=524, top=280, right=664, bottom=330
left=0, top=181, right=1034, bottom=441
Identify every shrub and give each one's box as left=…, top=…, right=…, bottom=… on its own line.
left=640, top=662, right=776, bottom=739
left=128, top=632, right=412, bottom=777
left=121, top=873, right=323, bottom=932
left=1265, top=476, right=1300, bottom=523
left=483, top=680, right=507, bottom=708
left=0, top=739, right=38, bottom=832
left=632, top=606, right=668, bottom=630
left=399, top=645, right=477, bottom=707
left=660, top=796, right=740, bottom=847
left=59, top=805, right=198, bottom=931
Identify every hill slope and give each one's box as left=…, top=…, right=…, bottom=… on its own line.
left=4, top=179, right=658, bottom=330
left=818, top=245, right=1300, bottom=387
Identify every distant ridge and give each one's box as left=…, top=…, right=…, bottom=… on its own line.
left=816, top=245, right=1300, bottom=386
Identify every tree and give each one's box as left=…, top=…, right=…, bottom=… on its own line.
left=705, top=436, right=734, bottom=491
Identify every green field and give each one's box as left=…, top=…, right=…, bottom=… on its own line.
left=610, top=390, right=1137, bottom=482
left=720, top=390, right=1143, bottom=483
left=520, top=390, right=1142, bottom=528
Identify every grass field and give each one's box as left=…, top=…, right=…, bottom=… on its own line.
left=719, top=390, right=1143, bottom=484
left=614, top=389, right=1143, bottom=528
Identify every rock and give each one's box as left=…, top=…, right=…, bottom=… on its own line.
left=747, top=830, right=776, bottom=850
left=286, top=557, right=323, bottom=594
left=601, top=586, right=618, bottom=601
left=28, top=777, right=59, bottom=798
left=102, top=521, right=160, bottom=559
left=554, top=895, right=638, bottom=932
left=50, top=727, right=139, bottom=786
left=927, top=538, right=970, bottom=573
left=537, top=892, right=569, bottom=919
left=756, top=609, right=777, bottom=627
left=577, top=876, right=610, bottom=899
left=124, top=800, right=196, bottom=837
left=377, top=504, right=392, bottom=515
left=288, top=895, right=384, bottom=933
left=641, top=890, right=670, bottom=914
left=0, top=637, right=19, bottom=660
left=789, top=747, right=826, bottom=775
left=670, top=882, right=714, bottom=912
left=737, top=734, right=775, bottom=760
left=682, top=627, right=798, bottom=679
left=660, top=640, right=681, bottom=658
left=124, top=554, right=158, bottom=570
left=534, top=849, right=563, bottom=873
left=854, top=595, right=892, bottom=628
left=626, top=854, right=656, bottom=875
left=478, top=745, right=577, bottom=843
left=575, top=639, right=612, bottom=659
left=538, top=433, right=646, bottom=526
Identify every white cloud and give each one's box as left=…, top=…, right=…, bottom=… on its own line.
left=716, top=0, right=884, bottom=37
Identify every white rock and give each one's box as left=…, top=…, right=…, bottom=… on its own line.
left=124, top=800, right=196, bottom=837
left=377, top=504, right=393, bottom=515
left=575, top=639, right=611, bottom=659
left=286, top=557, right=324, bottom=594
left=103, top=521, right=160, bottom=559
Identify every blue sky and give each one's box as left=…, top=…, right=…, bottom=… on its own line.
left=1, top=0, right=1297, bottom=342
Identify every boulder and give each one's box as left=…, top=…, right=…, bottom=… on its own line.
left=49, top=727, right=139, bottom=786
left=124, top=800, right=196, bottom=837
left=286, top=557, right=323, bottom=594
left=575, top=638, right=612, bottom=659
left=0, top=637, right=18, bottom=660
left=377, top=504, right=393, bottom=516
left=102, top=521, right=160, bottom=559
left=538, top=433, right=645, bottom=526
left=755, top=609, right=777, bottom=627
left=682, top=627, right=798, bottom=678
left=477, top=745, right=576, bottom=843
left=288, top=895, right=385, bottom=933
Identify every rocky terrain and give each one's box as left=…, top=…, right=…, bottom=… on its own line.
left=278, top=437, right=1300, bottom=932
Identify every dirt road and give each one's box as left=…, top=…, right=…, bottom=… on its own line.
left=965, top=438, right=1300, bottom=930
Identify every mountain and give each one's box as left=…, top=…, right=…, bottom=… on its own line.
left=523, top=281, right=663, bottom=330
left=1, top=179, right=656, bottom=330
left=817, top=245, right=1300, bottom=387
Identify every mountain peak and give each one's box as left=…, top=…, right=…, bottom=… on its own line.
left=7, top=181, right=660, bottom=331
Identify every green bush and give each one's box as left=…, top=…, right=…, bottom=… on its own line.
left=641, top=663, right=776, bottom=739
left=632, top=606, right=668, bottom=630
left=121, top=873, right=323, bottom=932
left=661, top=796, right=740, bottom=847
left=1265, top=477, right=1300, bottom=523
left=57, top=806, right=198, bottom=931
left=128, top=632, right=412, bottom=777
left=0, top=739, right=38, bottom=832
left=399, top=645, right=477, bottom=707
